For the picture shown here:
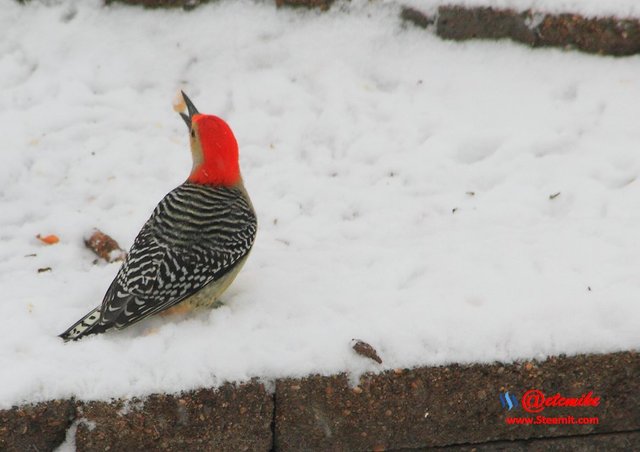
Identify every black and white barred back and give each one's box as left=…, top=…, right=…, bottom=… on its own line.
left=60, top=182, right=257, bottom=341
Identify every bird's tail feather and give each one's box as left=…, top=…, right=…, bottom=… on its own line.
left=59, top=307, right=105, bottom=342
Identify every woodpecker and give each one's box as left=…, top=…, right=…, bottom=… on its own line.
left=59, top=92, right=257, bottom=341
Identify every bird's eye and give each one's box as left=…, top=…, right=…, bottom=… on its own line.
left=190, top=130, right=195, bottom=139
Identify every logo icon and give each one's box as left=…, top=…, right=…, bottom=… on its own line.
left=499, top=391, right=519, bottom=410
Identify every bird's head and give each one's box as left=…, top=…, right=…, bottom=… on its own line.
left=179, top=92, right=240, bottom=186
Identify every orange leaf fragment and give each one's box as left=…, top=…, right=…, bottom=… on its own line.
left=37, top=234, right=60, bottom=245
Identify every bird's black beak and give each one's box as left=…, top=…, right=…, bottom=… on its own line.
left=180, top=91, right=199, bottom=129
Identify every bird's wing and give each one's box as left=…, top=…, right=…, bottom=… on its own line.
left=96, top=184, right=256, bottom=330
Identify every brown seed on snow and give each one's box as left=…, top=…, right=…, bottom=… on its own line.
left=85, top=229, right=126, bottom=263
left=352, top=339, right=382, bottom=364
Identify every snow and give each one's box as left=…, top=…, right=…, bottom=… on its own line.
left=1, top=0, right=640, bottom=409
left=401, top=0, right=640, bottom=19
left=54, top=421, right=78, bottom=452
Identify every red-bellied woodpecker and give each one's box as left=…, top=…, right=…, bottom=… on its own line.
left=59, top=92, right=257, bottom=341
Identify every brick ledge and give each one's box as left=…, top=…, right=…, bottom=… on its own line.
left=1, top=351, right=638, bottom=451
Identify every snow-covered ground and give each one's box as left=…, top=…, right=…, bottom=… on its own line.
left=1, top=0, right=640, bottom=408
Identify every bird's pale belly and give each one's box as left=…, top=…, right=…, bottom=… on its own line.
left=161, top=254, right=250, bottom=316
